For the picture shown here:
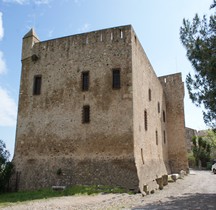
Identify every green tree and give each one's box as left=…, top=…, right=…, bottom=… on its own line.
left=0, top=139, right=13, bottom=193
left=180, top=0, right=216, bottom=129
left=192, top=136, right=211, bottom=167
left=205, top=130, right=216, bottom=159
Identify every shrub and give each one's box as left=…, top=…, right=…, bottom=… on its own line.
left=0, top=140, right=14, bottom=193
left=187, top=152, right=196, bottom=167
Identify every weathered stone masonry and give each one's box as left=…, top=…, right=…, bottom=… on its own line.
left=13, top=25, right=188, bottom=194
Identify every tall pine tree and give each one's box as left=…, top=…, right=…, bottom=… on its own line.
left=180, top=0, right=216, bottom=129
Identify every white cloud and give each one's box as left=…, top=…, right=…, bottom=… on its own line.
left=0, top=51, right=7, bottom=74
left=74, top=0, right=84, bottom=5
left=2, top=0, right=28, bottom=4
left=0, top=12, right=16, bottom=127
left=2, top=0, right=51, bottom=5
left=48, top=29, right=54, bottom=38
left=0, top=13, right=6, bottom=74
left=0, top=87, right=17, bottom=126
left=34, top=0, right=51, bottom=5
left=78, top=23, right=90, bottom=33
left=0, top=12, right=4, bottom=41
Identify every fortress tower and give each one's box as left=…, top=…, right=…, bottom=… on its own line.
left=13, top=25, right=188, bottom=193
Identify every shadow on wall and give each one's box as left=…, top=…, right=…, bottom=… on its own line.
left=132, top=193, right=216, bottom=210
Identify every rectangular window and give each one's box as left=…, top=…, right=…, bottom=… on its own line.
left=82, top=71, right=89, bottom=91
left=82, top=105, right=90, bottom=123
left=33, top=75, right=42, bottom=95
left=112, top=69, right=120, bottom=89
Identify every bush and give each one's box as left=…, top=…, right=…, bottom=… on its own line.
left=0, top=140, right=13, bottom=193
left=192, top=136, right=211, bottom=168
left=206, top=162, right=212, bottom=170
left=188, top=152, right=196, bottom=167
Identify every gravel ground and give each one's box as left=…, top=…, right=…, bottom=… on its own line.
left=1, top=169, right=216, bottom=210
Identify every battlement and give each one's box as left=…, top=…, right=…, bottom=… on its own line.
left=159, top=73, right=183, bottom=86
left=23, top=25, right=133, bottom=62
left=39, top=25, right=132, bottom=46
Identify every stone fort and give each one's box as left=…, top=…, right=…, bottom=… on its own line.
left=13, top=25, right=188, bottom=194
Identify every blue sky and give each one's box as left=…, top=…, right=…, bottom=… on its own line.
left=0, top=0, right=213, bottom=157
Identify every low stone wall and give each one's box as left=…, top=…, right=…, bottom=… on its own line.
left=14, top=156, right=139, bottom=192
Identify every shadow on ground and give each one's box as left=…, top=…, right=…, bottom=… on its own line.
left=132, top=193, right=216, bottom=210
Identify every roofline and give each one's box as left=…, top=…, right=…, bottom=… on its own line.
left=39, top=24, right=132, bottom=44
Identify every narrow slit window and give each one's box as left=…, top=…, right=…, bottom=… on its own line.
left=112, top=69, right=120, bottom=89
left=163, top=110, right=166, bottom=122
left=33, top=75, right=42, bottom=95
left=148, top=88, right=151, bottom=101
left=141, top=148, right=144, bottom=164
left=158, top=102, right=160, bottom=113
left=111, top=32, right=113, bottom=40
left=82, top=105, right=90, bottom=124
left=120, top=30, right=123, bottom=39
left=144, top=110, right=148, bottom=131
left=156, top=130, right=158, bottom=145
left=82, top=71, right=89, bottom=91
left=164, top=130, right=166, bottom=144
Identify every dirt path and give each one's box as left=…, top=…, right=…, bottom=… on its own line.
left=1, top=170, right=216, bottom=210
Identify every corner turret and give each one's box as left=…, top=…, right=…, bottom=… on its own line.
left=159, top=73, right=188, bottom=173
left=22, top=28, right=40, bottom=60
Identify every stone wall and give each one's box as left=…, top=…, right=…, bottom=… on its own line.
left=185, top=127, right=197, bottom=152
left=159, top=74, right=189, bottom=173
left=131, top=28, right=170, bottom=194
left=13, top=25, right=188, bottom=192
left=14, top=25, right=139, bottom=191
left=14, top=156, right=138, bottom=190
